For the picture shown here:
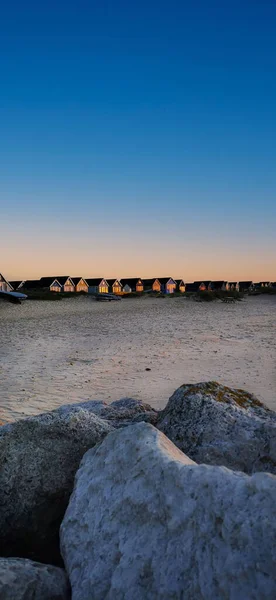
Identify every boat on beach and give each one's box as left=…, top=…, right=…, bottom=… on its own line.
left=0, top=290, right=28, bottom=304
left=95, top=293, right=121, bottom=302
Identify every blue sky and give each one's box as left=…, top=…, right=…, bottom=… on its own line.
left=1, top=0, right=275, bottom=280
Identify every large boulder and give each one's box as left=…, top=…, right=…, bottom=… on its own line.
left=58, top=397, right=158, bottom=427
left=0, top=408, right=113, bottom=565
left=0, top=557, right=70, bottom=599
left=157, top=381, right=276, bottom=474
left=60, top=423, right=276, bottom=600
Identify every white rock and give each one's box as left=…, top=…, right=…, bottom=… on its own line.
left=0, top=408, right=112, bottom=565
left=157, top=381, right=276, bottom=473
left=61, top=423, right=276, bottom=600
left=0, top=557, right=70, bottom=599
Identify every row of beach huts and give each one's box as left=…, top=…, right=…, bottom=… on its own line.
left=1, top=273, right=275, bottom=295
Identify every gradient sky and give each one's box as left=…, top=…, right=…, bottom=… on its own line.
left=1, top=0, right=276, bottom=281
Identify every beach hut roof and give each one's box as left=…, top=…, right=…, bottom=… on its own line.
left=238, top=281, right=253, bottom=286
left=39, top=277, right=60, bottom=286
left=157, top=277, right=176, bottom=284
left=210, top=281, right=226, bottom=289
left=0, top=273, right=11, bottom=284
left=106, top=279, right=121, bottom=285
left=39, top=276, right=73, bottom=286
left=142, top=278, right=160, bottom=284
left=86, top=278, right=108, bottom=286
left=185, top=283, right=198, bottom=292
left=9, top=280, right=23, bottom=290
left=120, top=278, right=142, bottom=286
left=21, top=279, right=44, bottom=289
left=71, top=277, right=88, bottom=285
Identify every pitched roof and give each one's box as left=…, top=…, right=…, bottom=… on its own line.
left=9, top=281, right=23, bottom=290
left=238, top=281, right=253, bottom=286
left=106, top=279, right=121, bottom=286
left=86, top=278, right=109, bottom=286
left=209, top=281, right=226, bottom=289
left=39, top=277, right=61, bottom=287
left=157, top=277, right=176, bottom=284
left=54, top=277, right=73, bottom=286
left=185, top=283, right=198, bottom=292
left=71, top=277, right=88, bottom=286
left=120, top=278, right=143, bottom=287
left=21, top=279, right=44, bottom=290
left=40, top=276, right=73, bottom=286
left=0, top=273, right=11, bottom=285
left=175, top=279, right=185, bottom=285
left=142, top=278, right=160, bottom=286
left=194, top=281, right=211, bottom=286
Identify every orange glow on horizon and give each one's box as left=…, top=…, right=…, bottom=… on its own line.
left=1, top=224, right=275, bottom=283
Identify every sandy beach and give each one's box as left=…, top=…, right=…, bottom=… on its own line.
left=0, top=294, right=275, bottom=422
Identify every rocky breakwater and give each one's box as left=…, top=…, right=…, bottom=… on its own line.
left=61, top=422, right=276, bottom=600
left=157, top=381, right=276, bottom=474
left=0, top=397, right=157, bottom=567
left=0, top=383, right=275, bottom=599
left=0, top=558, right=70, bottom=600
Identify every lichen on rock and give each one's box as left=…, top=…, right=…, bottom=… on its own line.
left=157, top=381, right=276, bottom=474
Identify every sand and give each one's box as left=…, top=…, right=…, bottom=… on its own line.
left=0, top=294, right=275, bottom=422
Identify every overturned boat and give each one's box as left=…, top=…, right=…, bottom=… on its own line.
left=95, top=293, right=121, bottom=302
left=0, top=290, right=28, bottom=304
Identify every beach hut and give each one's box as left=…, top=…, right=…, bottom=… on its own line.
left=253, top=282, right=273, bottom=292
left=106, top=279, right=123, bottom=294
left=20, top=280, right=43, bottom=290
left=56, top=277, right=75, bottom=292
left=39, top=276, right=75, bottom=292
left=209, top=281, right=227, bottom=291
left=9, top=280, right=24, bottom=291
left=238, top=281, right=253, bottom=293
left=86, top=278, right=109, bottom=294
left=193, top=281, right=211, bottom=292
left=158, top=278, right=177, bottom=294
left=142, top=278, right=162, bottom=292
left=50, top=280, right=62, bottom=292
left=36, top=277, right=60, bottom=292
left=228, top=282, right=238, bottom=291
left=71, top=278, right=88, bottom=293
left=120, top=278, right=144, bottom=293
left=176, top=279, right=185, bottom=293
left=185, top=283, right=198, bottom=293
left=0, top=273, right=13, bottom=292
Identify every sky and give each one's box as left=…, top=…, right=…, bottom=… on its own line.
left=0, top=0, right=276, bottom=282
